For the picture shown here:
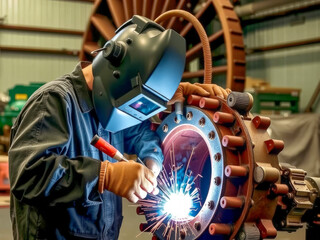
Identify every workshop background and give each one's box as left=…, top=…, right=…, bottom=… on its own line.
left=0, top=0, right=320, bottom=239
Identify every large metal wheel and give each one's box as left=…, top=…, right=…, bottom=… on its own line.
left=138, top=95, right=283, bottom=240
left=80, top=0, right=245, bottom=91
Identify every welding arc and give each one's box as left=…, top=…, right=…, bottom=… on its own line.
left=154, top=9, right=212, bottom=84
left=137, top=145, right=201, bottom=240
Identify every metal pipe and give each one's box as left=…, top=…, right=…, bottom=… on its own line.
left=235, top=0, right=298, bottom=17
left=0, top=46, right=79, bottom=56
left=236, top=0, right=320, bottom=20
left=0, top=24, right=83, bottom=36
left=246, top=37, right=320, bottom=54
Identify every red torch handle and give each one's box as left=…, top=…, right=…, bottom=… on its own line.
left=90, top=134, right=117, bottom=158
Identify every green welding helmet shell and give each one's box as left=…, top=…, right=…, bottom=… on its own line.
left=92, top=15, right=186, bottom=133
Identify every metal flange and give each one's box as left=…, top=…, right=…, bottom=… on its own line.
left=138, top=95, right=285, bottom=240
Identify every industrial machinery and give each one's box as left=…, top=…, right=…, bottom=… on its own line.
left=80, top=0, right=246, bottom=92
left=137, top=93, right=320, bottom=240
left=80, top=1, right=320, bottom=239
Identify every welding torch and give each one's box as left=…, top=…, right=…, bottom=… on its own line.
left=90, top=134, right=145, bottom=165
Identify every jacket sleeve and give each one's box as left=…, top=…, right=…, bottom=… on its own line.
left=9, top=89, right=101, bottom=207
left=123, top=120, right=164, bottom=168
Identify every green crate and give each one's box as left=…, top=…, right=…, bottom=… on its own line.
left=251, top=88, right=300, bottom=114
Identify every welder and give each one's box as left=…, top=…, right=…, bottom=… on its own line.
left=8, top=16, right=228, bottom=240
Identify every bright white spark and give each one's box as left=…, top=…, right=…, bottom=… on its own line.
left=163, top=191, right=193, bottom=221
left=137, top=146, right=202, bottom=239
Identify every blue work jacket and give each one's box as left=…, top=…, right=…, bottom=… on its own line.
left=8, top=63, right=163, bottom=240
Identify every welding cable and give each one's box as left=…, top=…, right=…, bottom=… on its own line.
left=155, top=10, right=212, bottom=122
left=154, top=9, right=212, bottom=84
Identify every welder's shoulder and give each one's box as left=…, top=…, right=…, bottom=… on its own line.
left=17, top=77, right=76, bottom=119
left=31, top=76, right=74, bottom=101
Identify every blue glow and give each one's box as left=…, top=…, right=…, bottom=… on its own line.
left=129, top=96, right=160, bottom=115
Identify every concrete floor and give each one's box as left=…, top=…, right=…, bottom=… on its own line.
left=0, top=207, right=12, bottom=240
left=0, top=199, right=306, bottom=240
left=0, top=199, right=150, bottom=240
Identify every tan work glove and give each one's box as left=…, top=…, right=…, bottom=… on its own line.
left=168, top=82, right=231, bottom=105
left=194, top=83, right=231, bottom=99
left=144, top=158, right=161, bottom=177
left=99, top=160, right=157, bottom=203
left=167, top=82, right=210, bottom=105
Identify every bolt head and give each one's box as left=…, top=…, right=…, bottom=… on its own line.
left=208, top=200, right=214, bottom=210
left=113, top=70, right=120, bottom=79
left=237, top=231, right=246, bottom=240
left=194, top=221, right=201, bottom=231
left=214, top=153, right=221, bottom=162
left=180, top=229, right=186, bottom=239
left=214, top=177, right=221, bottom=186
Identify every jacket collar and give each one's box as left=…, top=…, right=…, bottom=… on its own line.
left=70, top=62, right=94, bottom=113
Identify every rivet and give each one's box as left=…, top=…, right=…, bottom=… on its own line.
left=208, top=200, right=214, bottom=210
left=214, top=153, right=221, bottom=162
left=174, top=116, right=180, bottom=123
left=162, top=124, right=168, bottom=133
left=287, top=193, right=294, bottom=199
left=283, top=170, right=290, bottom=176
left=186, top=111, right=193, bottom=120
left=194, top=221, right=201, bottom=231
left=199, top=117, right=205, bottom=127
left=126, top=38, right=133, bottom=44
left=113, top=70, right=120, bottom=78
left=208, top=131, right=215, bottom=140
left=214, top=176, right=221, bottom=186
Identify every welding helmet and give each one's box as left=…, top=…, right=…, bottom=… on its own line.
left=92, top=15, right=186, bottom=133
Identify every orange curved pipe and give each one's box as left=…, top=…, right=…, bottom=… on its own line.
left=154, top=10, right=212, bottom=84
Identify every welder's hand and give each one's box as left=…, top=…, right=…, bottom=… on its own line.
left=144, top=158, right=161, bottom=177
left=144, top=158, right=161, bottom=195
left=99, top=160, right=157, bottom=203
left=194, top=83, right=231, bottom=99
left=167, top=82, right=210, bottom=105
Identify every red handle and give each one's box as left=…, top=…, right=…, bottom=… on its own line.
left=90, top=135, right=117, bottom=158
